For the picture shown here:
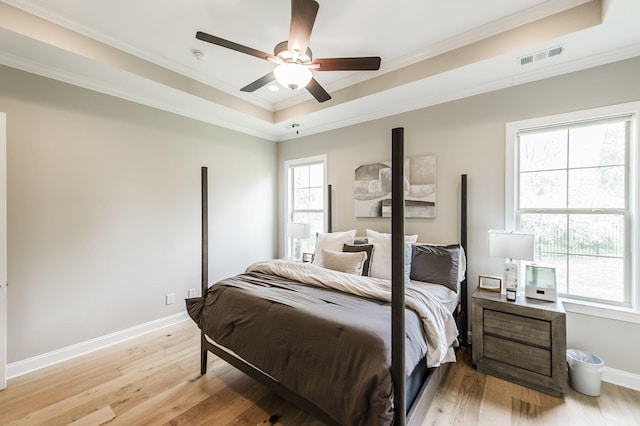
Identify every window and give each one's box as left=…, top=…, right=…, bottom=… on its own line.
left=284, top=155, right=327, bottom=258
left=506, top=103, right=639, bottom=311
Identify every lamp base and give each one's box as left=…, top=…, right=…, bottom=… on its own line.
left=504, top=260, right=518, bottom=289
left=504, top=260, right=518, bottom=301
left=293, top=240, right=302, bottom=262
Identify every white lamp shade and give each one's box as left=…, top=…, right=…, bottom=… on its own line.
left=274, top=63, right=312, bottom=90
left=287, top=222, right=311, bottom=239
left=488, top=230, right=535, bottom=261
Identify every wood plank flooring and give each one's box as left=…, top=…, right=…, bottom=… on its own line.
left=1, top=320, right=638, bottom=425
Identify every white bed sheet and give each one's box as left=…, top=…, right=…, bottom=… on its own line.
left=410, top=280, right=460, bottom=313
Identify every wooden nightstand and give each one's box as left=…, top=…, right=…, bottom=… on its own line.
left=472, top=289, right=567, bottom=398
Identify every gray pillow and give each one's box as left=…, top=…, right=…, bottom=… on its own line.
left=343, top=243, right=374, bottom=276
left=410, top=244, right=460, bottom=291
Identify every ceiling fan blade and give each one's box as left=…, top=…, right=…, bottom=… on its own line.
left=306, top=77, right=331, bottom=103
left=312, top=57, right=382, bottom=71
left=196, top=31, right=278, bottom=62
left=288, top=0, right=319, bottom=56
left=240, top=73, right=276, bottom=92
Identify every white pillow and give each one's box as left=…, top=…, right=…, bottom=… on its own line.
left=312, top=230, right=357, bottom=267
left=366, top=229, right=418, bottom=281
left=321, top=249, right=367, bottom=275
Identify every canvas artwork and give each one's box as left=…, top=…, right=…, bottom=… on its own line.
left=354, top=155, right=436, bottom=218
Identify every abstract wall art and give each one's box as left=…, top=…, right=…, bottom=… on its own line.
left=354, top=155, right=436, bottom=218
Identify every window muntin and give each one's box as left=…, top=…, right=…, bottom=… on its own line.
left=517, top=117, right=631, bottom=306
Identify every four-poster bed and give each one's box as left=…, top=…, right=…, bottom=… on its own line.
left=187, top=128, right=468, bottom=425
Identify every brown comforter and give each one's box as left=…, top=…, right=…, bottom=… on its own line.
left=187, top=260, right=457, bottom=425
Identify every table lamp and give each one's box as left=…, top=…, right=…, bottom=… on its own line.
left=287, top=222, right=311, bottom=262
left=489, top=230, right=535, bottom=300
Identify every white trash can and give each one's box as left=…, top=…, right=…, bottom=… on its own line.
left=566, top=349, right=604, bottom=397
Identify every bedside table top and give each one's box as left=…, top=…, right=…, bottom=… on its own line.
left=472, top=289, right=565, bottom=315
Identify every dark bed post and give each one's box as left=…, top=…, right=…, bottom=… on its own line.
left=327, top=184, right=333, bottom=233
left=391, top=128, right=406, bottom=425
left=460, top=174, right=468, bottom=347
left=201, top=166, right=209, bottom=375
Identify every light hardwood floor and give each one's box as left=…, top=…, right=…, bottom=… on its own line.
left=1, top=320, right=638, bottom=425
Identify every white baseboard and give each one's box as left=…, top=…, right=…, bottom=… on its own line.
left=6, top=311, right=189, bottom=380
left=602, top=366, right=640, bottom=392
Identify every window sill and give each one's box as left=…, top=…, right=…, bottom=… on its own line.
left=560, top=298, right=640, bottom=325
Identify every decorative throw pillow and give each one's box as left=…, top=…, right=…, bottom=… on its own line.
left=343, top=244, right=374, bottom=276
left=366, top=229, right=418, bottom=281
left=410, top=243, right=461, bottom=291
left=321, top=249, right=367, bottom=275
left=312, top=230, right=357, bottom=267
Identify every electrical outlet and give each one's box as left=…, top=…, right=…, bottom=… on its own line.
left=187, top=288, right=196, bottom=298
left=166, top=293, right=175, bottom=305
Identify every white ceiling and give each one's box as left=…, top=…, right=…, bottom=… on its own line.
left=1, top=0, right=639, bottom=141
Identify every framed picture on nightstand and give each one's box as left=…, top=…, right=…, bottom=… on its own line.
left=478, top=275, right=502, bottom=292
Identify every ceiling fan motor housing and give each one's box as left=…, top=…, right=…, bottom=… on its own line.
left=274, top=41, right=312, bottom=63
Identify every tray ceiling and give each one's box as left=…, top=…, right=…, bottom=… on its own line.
left=1, top=0, right=639, bottom=140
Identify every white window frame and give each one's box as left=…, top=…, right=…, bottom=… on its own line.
left=283, top=154, right=327, bottom=258
left=506, top=102, right=640, bottom=323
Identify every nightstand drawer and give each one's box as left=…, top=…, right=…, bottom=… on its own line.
left=484, top=309, right=551, bottom=348
left=484, top=335, right=552, bottom=376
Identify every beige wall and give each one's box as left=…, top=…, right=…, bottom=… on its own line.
left=1, top=65, right=277, bottom=362
left=277, top=57, right=640, bottom=375
left=2, top=54, right=639, bottom=376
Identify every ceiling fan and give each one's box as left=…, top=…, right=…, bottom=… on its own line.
left=195, top=0, right=381, bottom=103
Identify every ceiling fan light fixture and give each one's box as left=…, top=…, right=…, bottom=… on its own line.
left=273, top=63, right=312, bottom=90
